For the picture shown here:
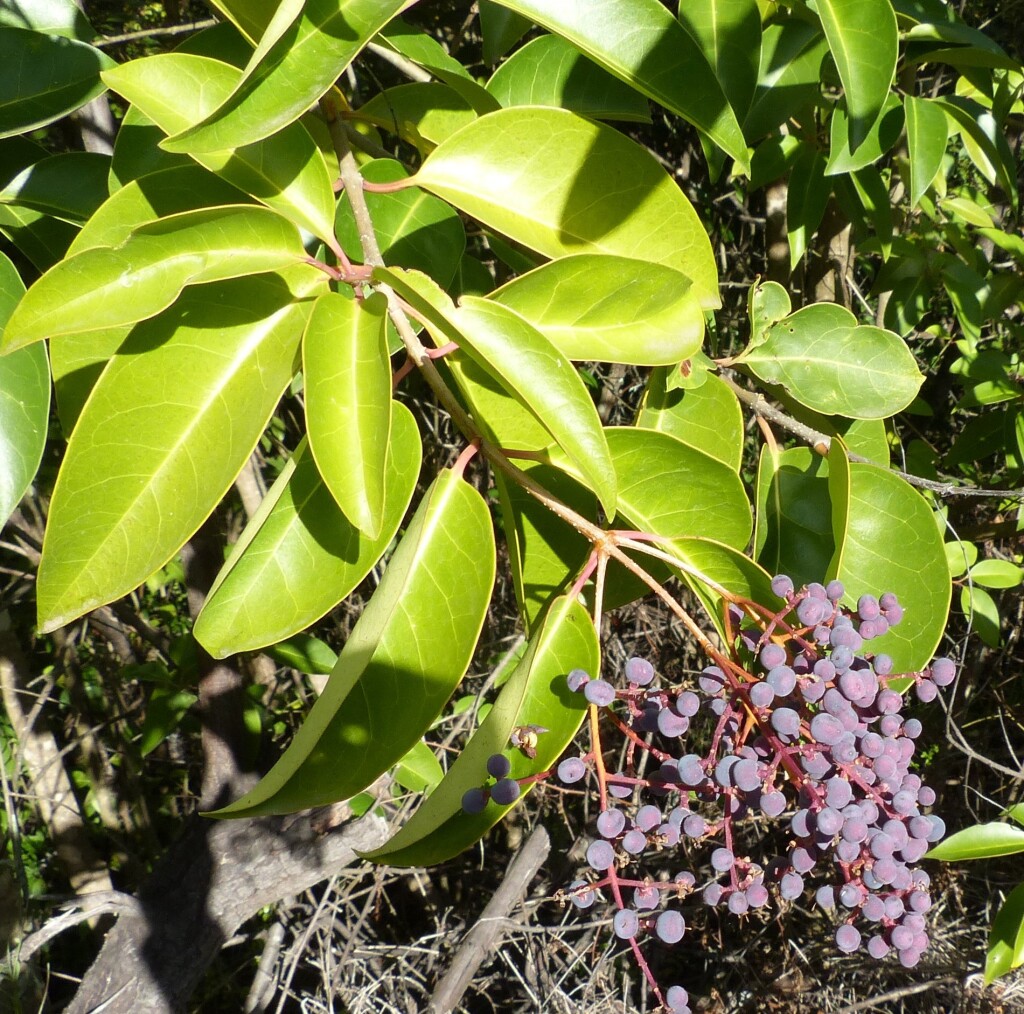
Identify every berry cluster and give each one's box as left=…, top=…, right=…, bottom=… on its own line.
left=545, top=578, right=951, bottom=1012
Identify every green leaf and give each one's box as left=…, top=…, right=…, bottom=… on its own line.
left=904, top=95, right=949, bottom=209
left=755, top=446, right=834, bottom=587
left=479, top=1, right=531, bottom=64
left=138, top=687, right=198, bottom=757
left=335, top=159, right=465, bottom=290
left=109, top=106, right=193, bottom=190
left=830, top=463, right=951, bottom=671
left=36, top=268, right=321, bottom=632
left=488, top=0, right=749, bottom=170
left=163, top=0, right=411, bottom=154
left=0, top=251, right=48, bottom=527
left=195, top=405, right=421, bottom=658
left=0, top=152, right=110, bottom=223
left=485, top=34, right=651, bottom=122
left=2, top=205, right=306, bottom=351
left=940, top=195, right=994, bottom=229
left=488, top=255, right=703, bottom=366
left=826, top=93, right=904, bottom=175
left=677, top=0, right=761, bottom=121
left=961, top=583, right=1001, bottom=647
left=304, top=292, right=391, bottom=538
left=970, top=559, right=1023, bottom=590
left=926, top=822, right=1024, bottom=862
left=738, top=303, right=924, bottom=419
left=355, top=83, right=478, bottom=150
left=787, top=141, right=829, bottom=268
left=0, top=26, right=114, bottom=137
left=264, top=633, right=338, bottom=675
left=394, top=739, right=445, bottom=795
left=985, top=882, right=1024, bottom=984
left=209, top=468, right=496, bottom=818
left=636, top=369, right=743, bottom=471
left=815, top=0, right=897, bottom=152
left=945, top=538, right=977, bottom=579
left=744, top=17, right=827, bottom=141
left=362, top=595, right=597, bottom=865
left=848, top=166, right=893, bottom=260
left=0, top=0, right=95, bottom=41
left=413, top=107, right=720, bottom=309
left=936, top=96, right=1018, bottom=210
left=103, top=54, right=337, bottom=245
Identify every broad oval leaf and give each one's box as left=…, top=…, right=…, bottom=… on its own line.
left=412, top=106, right=721, bottom=308
left=487, top=0, right=748, bottom=170
left=816, top=0, right=898, bottom=152
left=487, top=254, right=703, bottom=366
left=0, top=151, right=110, bottom=223
left=0, top=26, right=115, bottom=137
left=738, top=303, right=924, bottom=419
left=163, top=0, right=411, bottom=153
left=36, top=268, right=322, bottom=632
left=194, top=404, right=421, bottom=658
left=209, top=468, right=496, bottom=817
left=362, top=594, right=597, bottom=865
left=0, top=0, right=95, bottom=40
left=636, top=369, right=743, bottom=470
left=304, top=291, right=392, bottom=538
left=826, top=93, right=904, bottom=175
left=102, top=54, right=337, bottom=245
left=926, top=821, right=1024, bottom=862
left=829, top=462, right=951, bottom=672
left=355, top=83, right=478, bottom=150
left=904, top=95, right=949, bottom=209
left=2, top=205, right=307, bottom=350
left=985, top=882, right=1024, bottom=984
left=0, top=251, right=48, bottom=527
left=485, top=33, right=651, bottom=122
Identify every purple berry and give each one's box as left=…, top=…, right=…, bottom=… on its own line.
left=584, top=679, right=616, bottom=706
left=613, top=908, right=640, bottom=939
left=461, top=787, right=487, bottom=814
left=625, top=656, right=655, bottom=686
left=566, top=668, right=590, bottom=692
left=656, top=910, right=685, bottom=944
left=491, top=778, right=521, bottom=805
left=486, top=753, right=511, bottom=779
left=557, top=757, right=587, bottom=784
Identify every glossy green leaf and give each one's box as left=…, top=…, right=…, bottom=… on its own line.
left=0, top=0, right=94, bottom=40
left=36, top=268, right=321, bottom=632
left=941, top=195, right=994, bottom=228
left=904, top=95, right=949, bottom=209
left=961, top=584, right=1001, bottom=647
left=486, top=34, right=651, bottom=122
left=394, top=739, right=445, bottom=795
left=927, top=821, right=1024, bottom=862
left=985, top=882, right=1024, bottom=984
left=103, top=54, right=337, bottom=245
left=787, top=141, right=829, bottom=268
left=163, top=0, right=411, bottom=153
left=0, top=152, right=109, bottom=223
left=264, top=633, right=338, bottom=675
left=355, top=83, right=478, bottom=150
left=677, top=0, right=761, bottom=121
left=816, top=0, right=897, bottom=152
left=205, top=0, right=278, bottom=44
left=362, top=595, right=597, bottom=865
left=488, top=255, right=703, bottom=366
left=2, top=205, right=306, bottom=351
left=744, top=18, right=827, bottom=141
left=970, top=560, right=1024, bottom=590
left=209, top=468, right=496, bottom=818
left=848, top=166, right=893, bottom=260
left=109, top=106, right=193, bottom=190
left=479, top=0, right=531, bottom=64
left=0, top=26, right=114, bottom=137
left=747, top=278, right=792, bottom=348
left=335, top=160, right=465, bottom=290
left=636, top=369, right=743, bottom=471
left=49, top=328, right=128, bottom=436
left=738, top=303, right=924, bottom=419
left=454, top=297, right=617, bottom=516
left=829, top=463, right=951, bottom=671
left=138, top=687, right=198, bottom=757
left=413, top=107, right=720, bottom=308
left=0, top=251, right=48, bottom=527
left=304, top=292, right=391, bottom=538
left=195, top=405, right=421, bottom=658
left=754, top=446, right=834, bottom=588
left=936, top=96, right=1018, bottom=210
left=826, top=93, right=904, bottom=175
left=946, top=539, right=977, bottom=579
left=488, top=0, right=749, bottom=170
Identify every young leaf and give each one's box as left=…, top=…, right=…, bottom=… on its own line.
left=195, top=405, right=421, bottom=658
left=0, top=251, right=48, bottom=528
left=208, top=468, right=496, bottom=818
left=969, top=560, right=1024, bottom=590
left=904, top=95, right=949, bottom=209
left=985, top=882, right=1024, bottom=984
left=412, top=106, right=721, bottom=308
left=0, top=26, right=115, bottom=137
left=485, top=34, right=651, bottom=122
left=815, top=0, right=898, bottom=152
left=486, top=0, right=749, bottom=170
left=361, top=594, right=597, bottom=865
left=926, top=822, right=1024, bottom=862
left=162, top=0, right=411, bottom=153
left=2, top=205, right=307, bottom=350
left=737, top=303, right=924, bottom=419
left=102, top=54, right=337, bottom=245
left=36, top=268, right=322, bottom=633
left=304, top=292, right=392, bottom=538
left=487, top=255, right=703, bottom=366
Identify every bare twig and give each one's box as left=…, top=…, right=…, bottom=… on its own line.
left=94, top=18, right=218, bottom=47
